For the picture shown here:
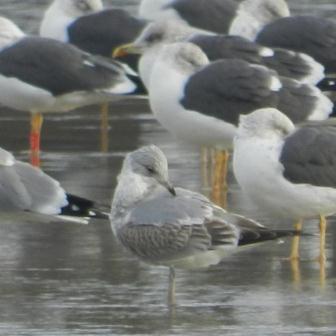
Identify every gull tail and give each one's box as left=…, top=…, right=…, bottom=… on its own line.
left=278, top=77, right=333, bottom=122
left=221, top=212, right=310, bottom=247
left=263, top=48, right=324, bottom=85
left=61, top=194, right=110, bottom=220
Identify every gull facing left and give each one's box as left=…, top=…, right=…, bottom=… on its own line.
left=143, top=42, right=331, bottom=202
left=0, top=17, right=136, bottom=166
left=0, top=146, right=108, bottom=221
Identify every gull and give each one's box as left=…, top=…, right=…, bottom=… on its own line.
left=255, top=16, right=336, bottom=95
left=40, top=0, right=147, bottom=151
left=138, top=0, right=290, bottom=40
left=0, top=17, right=136, bottom=166
left=110, top=145, right=299, bottom=305
left=40, top=0, right=147, bottom=93
left=116, top=41, right=331, bottom=204
left=0, top=146, right=108, bottom=221
left=233, top=108, right=336, bottom=261
left=114, top=19, right=324, bottom=89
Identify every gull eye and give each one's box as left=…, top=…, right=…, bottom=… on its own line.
left=146, top=166, right=155, bottom=174
left=146, top=33, right=162, bottom=44
left=77, top=0, right=91, bottom=12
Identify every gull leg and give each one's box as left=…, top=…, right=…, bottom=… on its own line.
left=30, top=112, right=43, bottom=167
left=168, top=267, right=176, bottom=307
left=211, top=149, right=229, bottom=207
left=289, top=220, right=302, bottom=260
left=220, top=150, right=229, bottom=207
left=100, top=102, right=109, bottom=153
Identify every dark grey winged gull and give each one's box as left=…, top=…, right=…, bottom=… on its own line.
left=0, top=146, right=108, bottom=221
left=138, top=0, right=289, bottom=38
left=116, top=41, right=331, bottom=202
left=233, top=108, right=336, bottom=261
left=255, top=16, right=336, bottom=95
left=111, top=145, right=299, bottom=305
left=0, top=17, right=136, bottom=166
left=114, top=20, right=325, bottom=88
left=256, top=16, right=336, bottom=74
left=40, top=0, right=147, bottom=93
left=147, top=42, right=331, bottom=147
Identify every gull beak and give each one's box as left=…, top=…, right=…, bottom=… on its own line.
left=113, top=43, right=143, bottom=58
left=160, top=180, right=176, bottom=196
left=167, top=184, right=176, bottom=196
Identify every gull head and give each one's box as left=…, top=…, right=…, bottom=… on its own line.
left=158, top=42, right=209, bottom=75
left=237, top=108, right=295, bottom=139
left=135, top=20, right=196, bottom=49
left=240, top=0, right=290, bottom=22
left=0, top=17, right=25, bottom=50
left=113, top=19, right=196, bottom=58
left=52, top=0, right=103, bottom=17
left=123, top=145, right=176, bottom=196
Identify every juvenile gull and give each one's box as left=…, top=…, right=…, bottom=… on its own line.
left=40, top=0, right=147, bottom=92
left=233, top=108, right=336, bottom=261
left=115, top=20, right=324, bottom=87
left=0, top=17, right=136, bottom=166
left=138, top=0, right=289, bottom=39
left=0, top=146, right=108, bottom=220
left=110, top=145, right=298, bottom=305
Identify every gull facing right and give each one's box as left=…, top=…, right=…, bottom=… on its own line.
left=111, top=145, right=300, bottom=305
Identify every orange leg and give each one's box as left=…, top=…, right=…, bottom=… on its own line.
left=211, top=150, right=229, bottom=207
left=30, top=112, right=43, bottom=167
left=100, top=102, right=109, bottom=153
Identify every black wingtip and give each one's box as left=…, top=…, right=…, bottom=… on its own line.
left=125, top=75, right=147, bottom=95
left=272, top=229, right=314, bottom=238
left=317, top=76, right=336, bottom=92
left=61, top=194, right=110, bottom=220
left=238, top=228, right=312, bottom=246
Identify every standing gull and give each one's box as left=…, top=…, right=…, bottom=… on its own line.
left=114, top=19, right=325, bottom=87
left=122, top=42, right=331, bottom=202
left=233, top=108, right=336, bottom=261
left=0, top=17, right=136, bottom=166
left=111, top=145, right=299, bottom=305
left=0, top=146, right=108, bottom=220
left=40, top=0, right=147, bottom=151
left=138, top=0, right=289, bottom=39
left=40, top=0, right=147, bottom=93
